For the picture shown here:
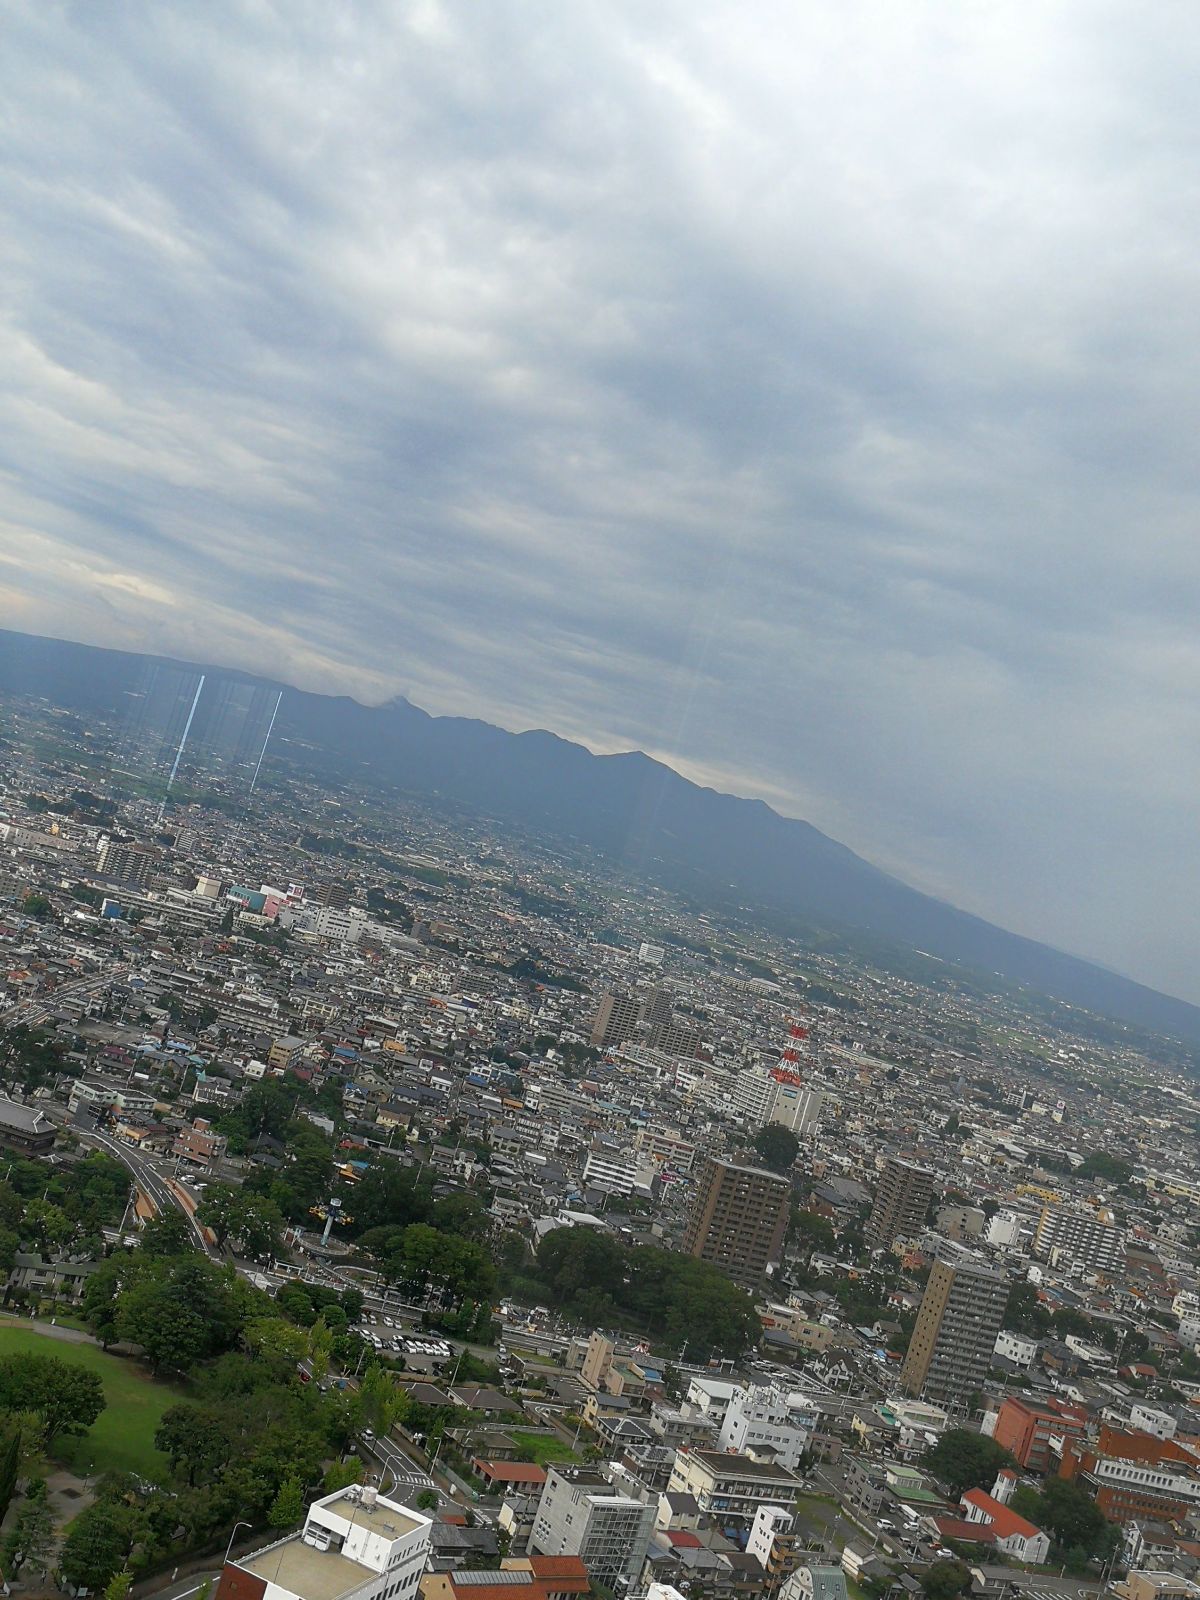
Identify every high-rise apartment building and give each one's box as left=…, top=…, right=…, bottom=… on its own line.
left=639, top=984, right=674, bottom=1029
left=530, top=1467, right=655, bottom=1588
left=1034, top=1207, right=1126, bottom=1276
left=865, top=1157, right=935, bottom=1250
left=900, top=1247, right=1008, bottom=1402
left=580, top=1332, right=615, bottom=1392
left=731, top=1068, right=779, bottom=1125
left=647, top=1017, right=702, bottom=1058
left=683, top=1154, right=790, bottom=1289
left=97, top=838, right=157, bottom=889
left=732, top=1071, right=824, bottom=1135
left=590, top=992, right=641, bottom=1050
left=312, top=881, right=351, bottom=909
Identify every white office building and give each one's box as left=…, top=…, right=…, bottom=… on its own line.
left=994, top=1330, right=1038, bottom=1369
left=582, top=1145, right=656, bottom=1197
left=717, top=1385, right=818, bottom=1471
left=772, top=1084, right=824, bottom=1137
left=747, top=1506, right=796, bottom=1569
left=279, top=903, right=369, bottom=944
left=219, top=1486, right=431, bottom=1600
left=684, top=1375, right=743, bottom=1428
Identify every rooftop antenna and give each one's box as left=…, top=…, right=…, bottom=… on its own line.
left=159, top=675, right=205, bottom=823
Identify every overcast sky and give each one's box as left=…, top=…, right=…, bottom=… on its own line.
left=3, top=2, right=1199, bottom=998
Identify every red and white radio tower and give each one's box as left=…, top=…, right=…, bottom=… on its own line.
left=771, top=1017, right=811, bottom=1085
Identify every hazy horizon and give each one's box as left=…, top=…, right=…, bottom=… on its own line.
left=3, top=4, right=1199, bottom=999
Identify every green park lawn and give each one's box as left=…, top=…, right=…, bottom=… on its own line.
left=0, top=1324, right=183, bottom=1479
left=505, top=1429, right=582, bottom=1466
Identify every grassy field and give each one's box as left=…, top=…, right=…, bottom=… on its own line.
left=505, top=1428, right=581, bottom=1466
left=0, top=1325, right=183, bottom=1479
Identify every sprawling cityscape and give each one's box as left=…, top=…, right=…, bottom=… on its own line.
left=0, top=679, right=1195, bottom=1600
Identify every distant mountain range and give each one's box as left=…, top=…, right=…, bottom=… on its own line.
left=2, top=625, right=1198, bottom=1045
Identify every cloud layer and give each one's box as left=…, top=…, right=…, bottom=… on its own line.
left=3, top=1, right=1200, bottom=998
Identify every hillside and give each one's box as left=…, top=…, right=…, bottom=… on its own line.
left=2, top=625, right=1197, bottom=1044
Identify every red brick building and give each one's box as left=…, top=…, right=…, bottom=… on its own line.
left=992, top=1395, right=1089, bottom=1473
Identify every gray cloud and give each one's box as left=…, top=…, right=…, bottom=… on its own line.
left=3, top=0, right=1200, bottom=996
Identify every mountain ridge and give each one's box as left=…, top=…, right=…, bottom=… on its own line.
left=1, top=624, right=1197, bottom=1045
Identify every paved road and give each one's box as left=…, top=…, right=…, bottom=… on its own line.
left=79, top=1127, right=216, bottom=1255
left=0, top=1313, right=96, bottom=1344
left=2, top=962, right=132, bottom=1028
left=361, top=1432, right=438, bottom=1499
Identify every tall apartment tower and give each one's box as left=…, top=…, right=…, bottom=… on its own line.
left=96, top=838, right=156, bottom=889
left=866, top=1157, right=936, bottom=1250
left=900, top=1247, right=1008, bottom=1402
left=1033, top=1207, right=1126, bottom=1276
left=684, top=1154, right=790, bottom=1290
left=639, top=984, right=674, bottom=1029
left=590, top=992, right=641, bottom=1050
left=312, top=881, right=351, bottom=909
left=580, top=1331, right=615, bottom=1391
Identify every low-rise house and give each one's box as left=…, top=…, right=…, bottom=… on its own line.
left=960, top=1489, right=1051, bottom=1563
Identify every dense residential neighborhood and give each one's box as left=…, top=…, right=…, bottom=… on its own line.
left=0, top=691, right=1196, bottom=1600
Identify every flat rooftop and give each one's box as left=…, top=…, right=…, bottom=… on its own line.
left=238, top=1497, right=422, bottom=1600
left=322, top=1491, right=421, bottom=1539
left=240, top=1540, right=371, bottom=1600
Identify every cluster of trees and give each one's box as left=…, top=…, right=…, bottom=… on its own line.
left=0, top=1150, right=131, bottom=1277
left=1076, top=1152, right=1134, bottom=1186
left=0, top=1353, right=109, bottom=1584
left=81, top=1217, right=262, bottom=1373
left=529, top=1227, right=762, bottom=1357
left=1003, top=1282, right=1150, bottom=1361
left=197, top=1184, right=286, bottom=1262
left=57, top=1342, right=365, bottom=1592
left=0, top=1023, right=70, bottom=1094
left=751, top=1124, right=800, bottom=1173
left=215, top=1089, right=341, bottom=1221
left=348, top=1161, right=490, bottom=1242
left=275, top=1278, right=363, bottom=1329
left=1010, top=1477, right=1119, bottom=1571
left=924, top=1430, right=1016, bottom=1496
left=356, top=1223, right=495, bottom=1335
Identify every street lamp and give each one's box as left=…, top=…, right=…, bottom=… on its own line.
left=223, top=1521, right=252, bottom=1567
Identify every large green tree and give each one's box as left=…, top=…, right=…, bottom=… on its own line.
left=268, top=1476, right=304, bottom=1529
left=154, top=1405, right=233, bottom=1488
left=0, top=1354, right=105, bottom=1441
left=922, top=1559, right=974, bottom=1600
left=924, top=1429, right=1015, bottom=1497
left=1011, top=1478, right=1114, bottom=1562
left=59, top=1502, right=138, bottom=1592
left=2, top=1479, right=55, bottom=1579
left=753, top=1123, right=800, bottom=1173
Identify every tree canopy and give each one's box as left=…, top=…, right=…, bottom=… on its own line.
left=752, top=1123, right=800, bottom=1173
left=533, top=1227, right=761, bottom=1358
left=0, top=1353, right=105, bottom=1440
left=924, top=1429, right=1015, bottom=1497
